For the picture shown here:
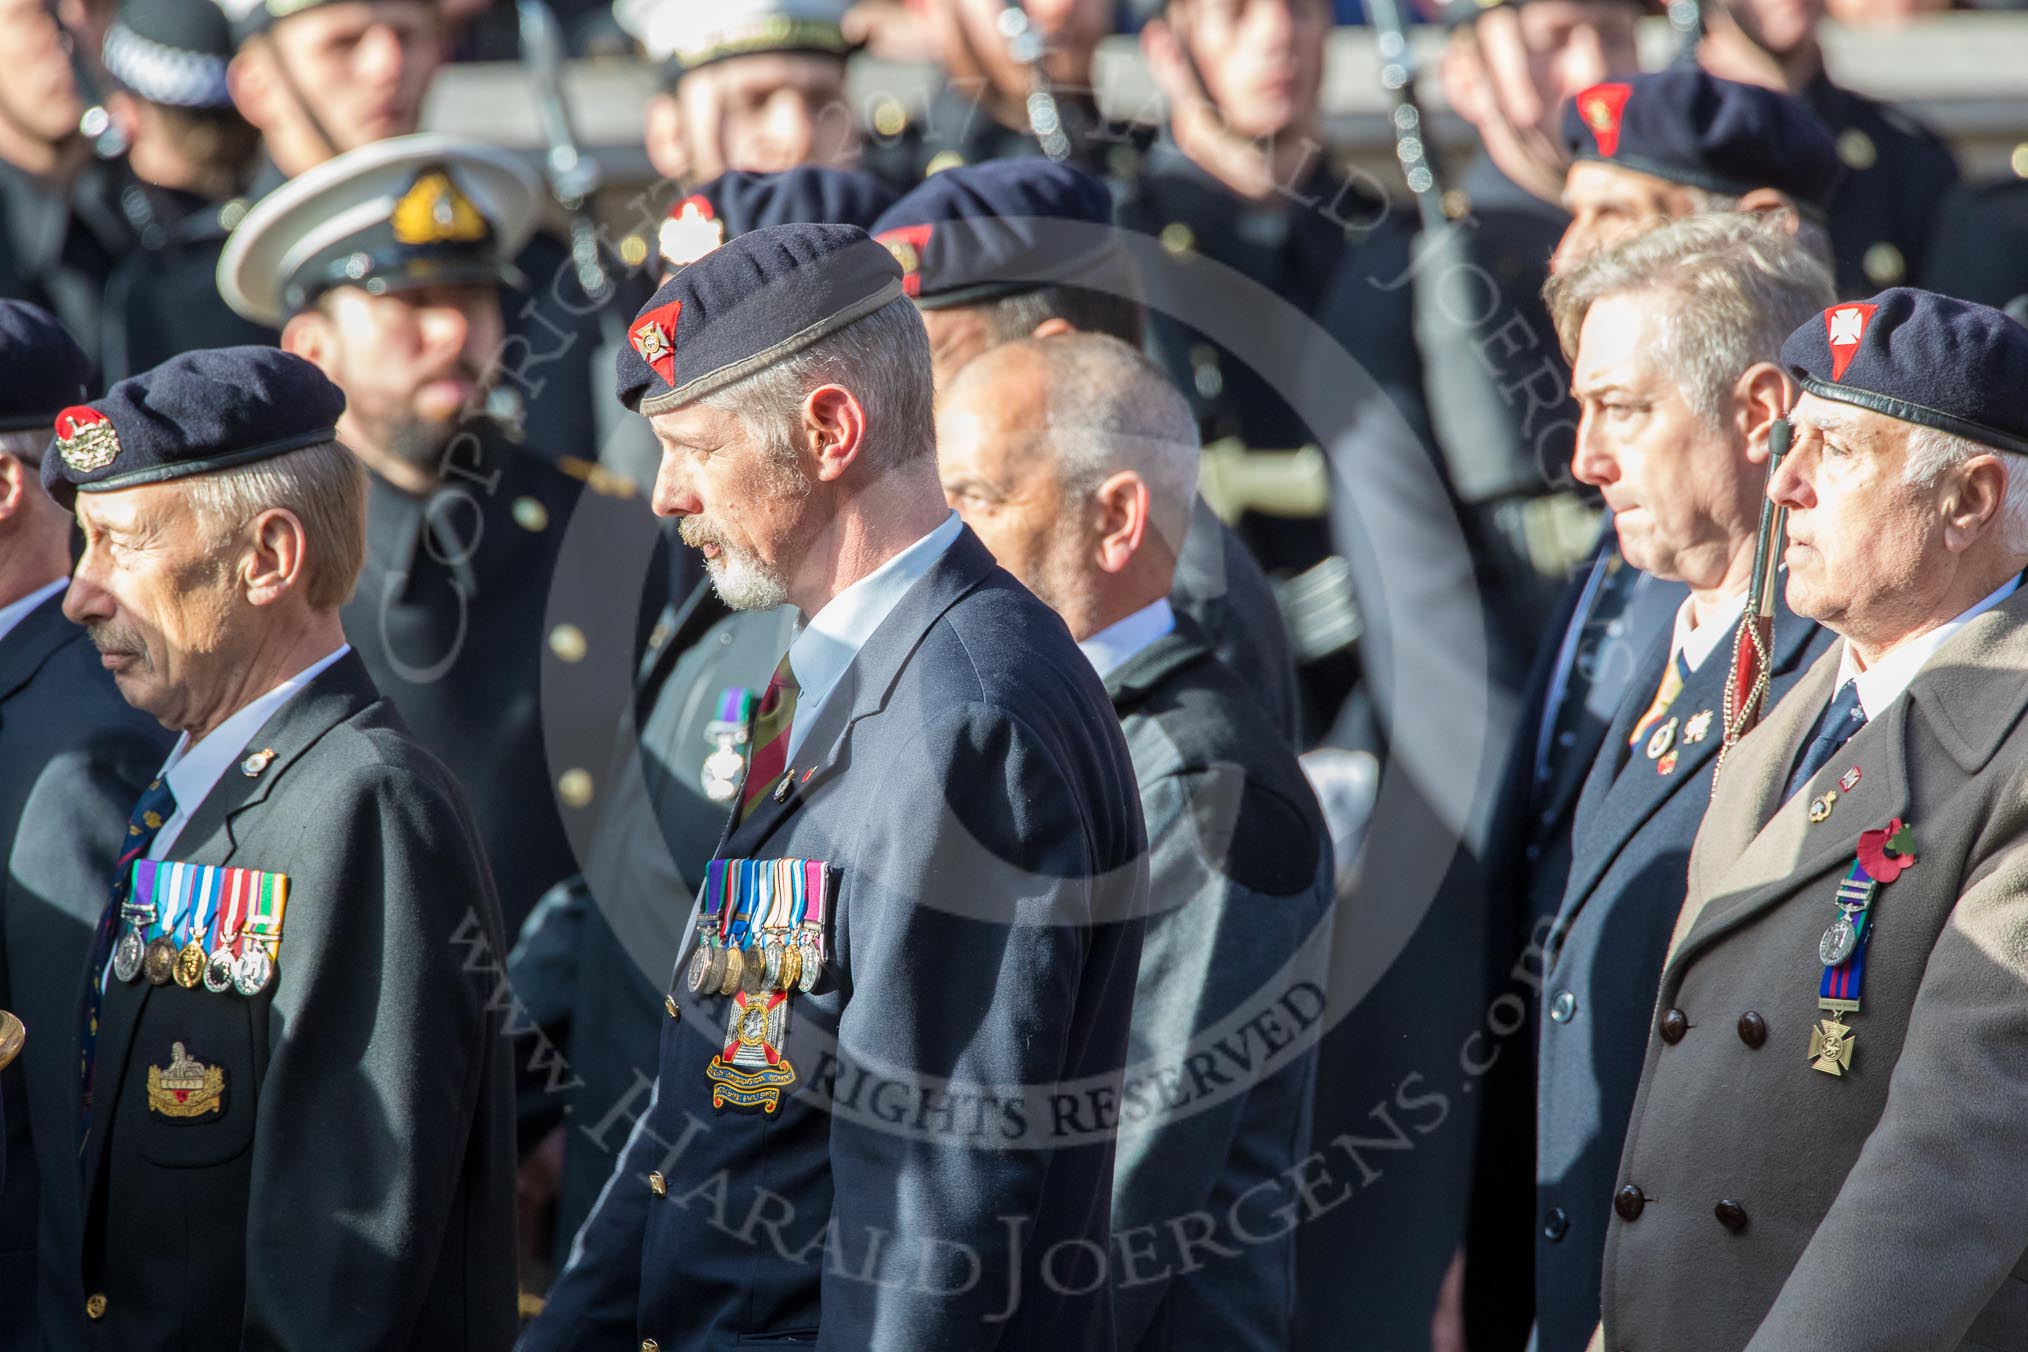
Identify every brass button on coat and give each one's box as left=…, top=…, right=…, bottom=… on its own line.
left=1715, top=1199, right=1750, bottom=1233
left=86, top=1293, right=107, bottom=1320
left=1658, top=1008, right=1689, bottom=1044
left=664, top=993, right=680, bottom=1020
left=1614, top=1184, right=1647, bottom=1222
left=648, top=1171, right=667, bottom=1197
left=1737, top=1011, right=1768, bottom=1048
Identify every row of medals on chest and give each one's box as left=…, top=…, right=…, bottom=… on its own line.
left=111, top=888, right=275, bottom=997
left=688, top=930, right=823, bottom=998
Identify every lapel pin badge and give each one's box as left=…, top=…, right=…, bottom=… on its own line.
left=240, top=747, right=277, bottom=778
left=1683, top=709, right=1713, bottom=744
left=1808, top=789, right=1839, bottom=823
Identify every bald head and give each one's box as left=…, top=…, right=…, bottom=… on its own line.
left=937, top=332, right=1199, bottom=639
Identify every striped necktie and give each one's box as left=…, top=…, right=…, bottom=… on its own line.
left=1784, top=680, right=1867, bottom=802
left=738, top=653, right=799, bottom=824
left=80, top=774, right=178, bottom=1150
left=1628, top=649, right=1691, bottom=750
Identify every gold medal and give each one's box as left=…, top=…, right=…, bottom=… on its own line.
left=719, top=946, right=744, bottom=997
left=1808, top=1014, right=1856, bottom=1075
left=778, top=945, right=802, bottom=993
left=174, top=940, right=206, bottom=989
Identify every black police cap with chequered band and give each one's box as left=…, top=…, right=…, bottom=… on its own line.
left=40, top=347, right=346, bottom=508
left=1561, top=70, right=1842, bottom=214
left=1782, top=288, right=2028, bottom=457
left=0, top=301, right=91, bottom=436
left=616, top=223, right=904, bottom=418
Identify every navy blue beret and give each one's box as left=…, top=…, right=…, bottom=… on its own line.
left=869, top=159, right=1129, bottom=311
left=0, top=301, right=90, bottom=436
left=1782, top=288, right=2028, bottom=456
left=659, top=167, right=900, bottom=271
left=617, top=223, right=904, bottom=416
left=41, top=347, right=346, bottom=508
left=1561, top=71, right=1841, bottom=213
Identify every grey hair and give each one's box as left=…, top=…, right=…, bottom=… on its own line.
left=1546, top=210, right=1835, bottom=426
left=699, top=297, right=936, bottom=473
left=1015, top=333, right=1200, bottom=552
left=1901, top=423, right=2028, bottom=555
left=184, top=440, right=369, bottom=611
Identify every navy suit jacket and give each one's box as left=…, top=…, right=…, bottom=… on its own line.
left=525, top=527, right=1149, bottom=1351
left=1531, top=589, right=1830, bottom=1352
left=0, top=592, right=168, bottom=1351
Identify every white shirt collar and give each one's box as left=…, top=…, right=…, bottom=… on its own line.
left=1669, top=588, right=1748, bottom=675
left=0, top=578, right=67, bottom=647
left=784, top=511, right=963, bottom=765
left=1077, top=598, right=1176, bottom=680
left=1834, top=575, right=2021, bottom=719
left=152, top=645, right=352, bottom=859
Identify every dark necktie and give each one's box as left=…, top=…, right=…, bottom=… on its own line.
left=1785, top=681, right=1867, bottom=802
left=79, top=775, right=178, bottom=1151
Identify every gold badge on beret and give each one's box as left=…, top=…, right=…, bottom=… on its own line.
left=391, top=170, right=489, bottom=246
left=876, top=224, right=933, bottom=298
left=145, top=1041, right=225, bottom=1119
left=54, top=405, right=120, bottom=473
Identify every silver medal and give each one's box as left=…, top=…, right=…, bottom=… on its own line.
left=233, top=944, right=274, bottom=996
left=687, top=943, right=714, bottom=994
left=798, top=943, right=822, bottom=994
left=1819, top=913, right=1858, bottom=966
left=701, top=745, right=746, bottom=804
left=204, top=948, right=238, bottom=994
left=112, top=929, right=144, bottom=983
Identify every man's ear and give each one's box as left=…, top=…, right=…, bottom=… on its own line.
left=1139, top=16, right=1194, bottom=107
left=0, top=453, right=27, bottom=525
left=226, top=45, right=277, bottom=133
left=804, top=384, right=868, bottom=483
left=1735, top=187, right=1803, bottom=235
left=1735, top=362, right=1791, bottom=465
left=1092, top=471, right=1150, bottom=575
left=280, top=310, right=330, bottom=368
left=1941, top=454, right=2009, bottom=556
left=1029, top=316, right=1075, bottom=340
left=241, top=506, right=311, bottom=606
left=644, top=92, right=690, bottom=184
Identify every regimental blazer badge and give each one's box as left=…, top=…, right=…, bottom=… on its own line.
left=706, top=990, right=797, bottom=1113
left=145, top=1041, right=225, bottom=1119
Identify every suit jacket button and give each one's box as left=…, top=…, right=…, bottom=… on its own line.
left=1614, top=1184, right=1647, bottom=1222
left=648, top=1171, right=667, bottom=1198
left=85, top=1293, right=107, bottom=1320
left=642, top=1341, right=659, bottom=1352
left=664, top=994, right=681, bottom=1020
left=1737, top=1011, right=1768, bottom=1048
left=1549, top=991, right=1577, bottom=1024
left=1543, top=1206, right=1570, bottom=1241
left=1715, top=1199, right=1749, bottom=1233
left=1658, top=1007, right=1689, bottom=1044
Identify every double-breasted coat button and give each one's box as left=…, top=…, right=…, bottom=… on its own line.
left=1549, top=991, right=1577, bottom=1023
left=642, top=1341, right=660, bottom=1352
left=1614, top=1184, right=1647, bottom=1221
left=1737, top=1011, right=1768, bottom=1048
left=1543, top=1207, right=1570, bottom=1241
left=1714, top=1200, right=1749, bottom=1233
left=1658, top=1007, right=1689, bottom=1044
left=648, top=1171, right=667, bottom=1197
left=664, top=993, right=681, bottom=1020
left=85, top=1293, right=107, bottom=1320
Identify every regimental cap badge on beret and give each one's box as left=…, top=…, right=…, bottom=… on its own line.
left=877, top=224, right=933, bottom=297
left=1825, top=302, right=1877, bottom=382
left=54, top=406, right=121, bottom=473
left=1577, top=82, right=1633, bottom=158
left=391, top=169, right=491, bottom=246
left=660, top=195, right=727, bottom=271
left=630, top=299, right=683, bottom=386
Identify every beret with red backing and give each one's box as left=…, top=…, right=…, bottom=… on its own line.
left=0, top=300, right=90, bottom=436
left=658, top=167, right=900, bottom=273
left=1561, top=69, right=1842, bottom=214
left=1781, top=287, right=2028, bottom=456
left=867, top=158, right=1129, bottom=311
left=616, top=223, right=904, bottom=417
left=40, top=347, right=346, bottom=508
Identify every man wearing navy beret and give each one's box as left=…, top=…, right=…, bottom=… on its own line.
left=524, top=223, right=1149, bottom=1350
left=0, top=301, right=169, bottom=1350
left=1552, top=68, right=1841, bottom=275
left=1599, top=289, right=2028, bottom=1350
left=871, top=157, right=1301, bottom=747
left=43, top=345, right=517, bottom=1348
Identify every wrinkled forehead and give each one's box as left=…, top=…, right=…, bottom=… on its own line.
left=1791, top=392, right=1899, bottom=445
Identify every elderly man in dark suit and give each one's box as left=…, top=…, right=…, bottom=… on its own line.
left=43, top=346, right=517, bottom=1347
left=523, top=224, right=1147, bottom=1350
left=0, top=302, right=171, bottom=1351
left=937, top=331, right=1334, bottom=1352
left=1507, top=212, right=1838, bottom=1352
left=1599, top=290, right=2028, bottom=1350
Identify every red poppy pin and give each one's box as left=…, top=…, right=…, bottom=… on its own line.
left=1856, top=817, right=1917, bottom=882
